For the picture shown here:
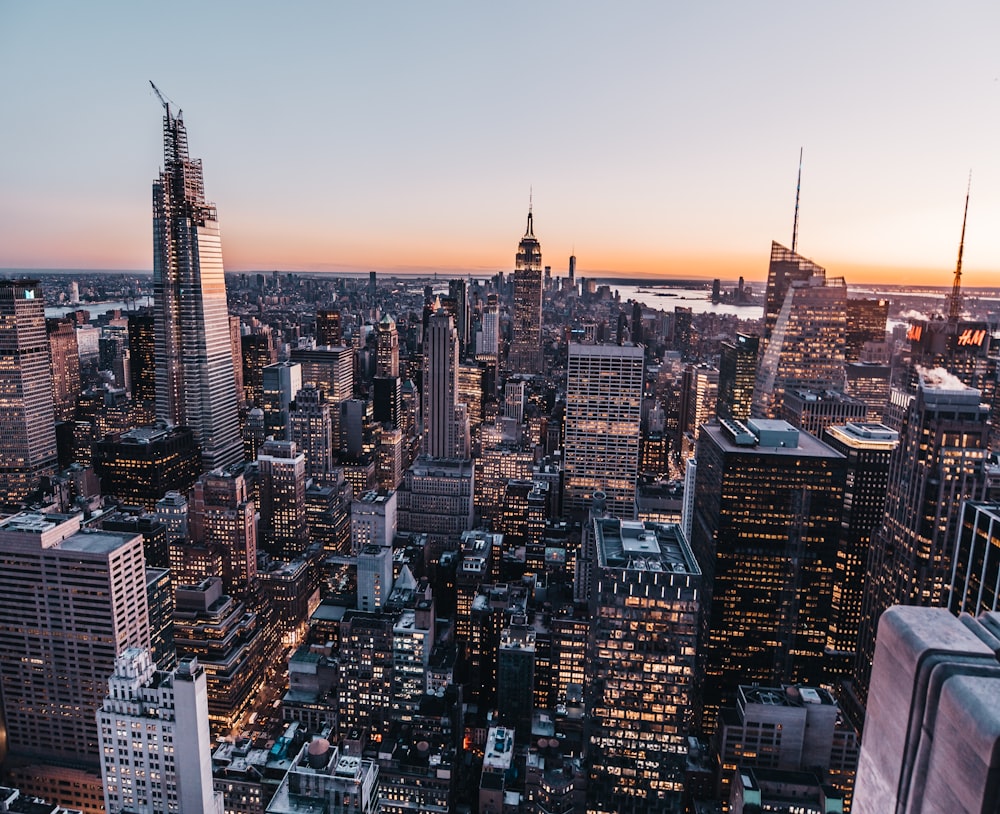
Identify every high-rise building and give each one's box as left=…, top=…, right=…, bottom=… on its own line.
left=127, top=311, right=157, bottom=419
left=396, top=456, right=474, bottom=555
left=47, top=317, right=81, bottom=423
left=508, top=208, right=544, bottom=374
left=266, top=734, right=380, bottom=814
left=763, top=241, right=826, bottom=341
left=422, top=304, right=466, bottom=459
left=0, top=513, right=150, bottom=768
left=91, top=421, right=202, bottom=510
left=376, top=314, right=400, bottom=377
left=257, top=439, right=308, bottom=559
left=754, top=273, right=847, bottom=418
left=853, top=606, right=1000, bottom=813
left=949, top=501, right=1000, bottom=616
left=241, top=322, right=278, bottom=406
left=586, top=519, right=701, bottom=814
left=316, top=308, right=343, bottom=347
left=290, top=345, right=354, bottom=404
left=821, top=422, right=898, bottom=679
left=844, top=297, right=889, bottom=362
left=262, top=360, right=302, bottom=441
left=855, top=370, right=988, bottom=703
left=97, top=648, right=222, bottom=814
left=563, top=343, right=644, bottom=519
left=289, top=384, right=335, bottom=482
left=351, top=489, right=397, bottom=553
left=716, top=333, right=758, bottom=422
left=0, top=279, right=58, bottom=505
left=691, top=418, right=846, bottom=730
left=152, top=97, right=243, bottom=471
left=189, top=469, right=257, bottom=596
left=449, top=278, right=470, bottom=357
left=781, top=387, right=868, bottom=438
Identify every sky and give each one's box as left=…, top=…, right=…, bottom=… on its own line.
left=2, top=2, right=1000, bottom=286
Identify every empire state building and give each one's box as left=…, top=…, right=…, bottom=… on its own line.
left=152, top=89, right=243, bottom=470
left=508, top=207, right=544, bottom=374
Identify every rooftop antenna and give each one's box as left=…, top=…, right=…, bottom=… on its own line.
left=791, top=147, right=803, bottom=253
left=948, top=172, right=971, bottom=323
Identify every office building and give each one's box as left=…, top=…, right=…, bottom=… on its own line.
left=821, top=422, right=898, bottom=679
left=754, top=273, right=847, bottom=418
left=0, top=279, right=58, bottom=505
left=716, top=684, right=859, bottom=807
left=716, top=333, right=759, bottom=422
left=97, top=648, right=222, bottom=814
left=152, top=98, right=243, bottom=471
left=853, top=607, right=1000, bottom=813
left=396, top=456, right=475, bottom=555
left=47, top=317, right=81, bottom=423
left=262, top=361, right=302, bottom=441
left=844, top=297, right=889, bottom=362
left=375, top=425, right=404, bottom=491
left=497, top=625, right=537, bottom=737
left=337, top=610, right=397, bottom=744
left=509, top=208, right=544, bottom=374
left=781, top=388, right=868, bottom=438
left=586, top=519, right=701, bottom=814
left=351, top=489, right=397, bottom=553
left=845, top=361, right=892, bottom=422
left=241, top=323, right=278, bottom=407
left=949, top=501, right=1000, bottom=615
left=173, top=577, right=268, bottom=733
left=691, top=418, right=846, bottom=730
left=0, top=513, right=150, bottom=768
left=189, top=469, right=257, bottom=596
left=855, top=370, right=988, bottom=703
left=127, top=311, right=156, bottom=413
left=257, top=439, right=308, bottom=559
left=422, top=303, right=467, bottom=458
left=376, top=313, right=400, bottom=377
left=678, top=364, right=719, bottom=456
left=763, top=241, right=827, bottom=341
left=290, top=345, right=354, bottom=403
left=91, top=421, right=202, bottom=510
left=289, top=384, right=335, bottom=482
left=315, top=308, right=342, bottom=347
left=563, top=343, right=645, bottom=519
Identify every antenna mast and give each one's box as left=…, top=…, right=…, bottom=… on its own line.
left=948, top=173, right=971, bottom=323
left=791, top=147, right=803, bottom=253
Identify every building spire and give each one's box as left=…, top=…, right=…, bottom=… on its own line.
left=791, top=147, right=803, bottom=253
left=526, top=188, right=534, bottom=238
left=948, top=172, right=971, bottom=323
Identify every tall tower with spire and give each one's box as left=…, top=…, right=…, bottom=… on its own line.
left=151, top=84, right=243, bottom=471
left=508, top=202, right=544, bottom=374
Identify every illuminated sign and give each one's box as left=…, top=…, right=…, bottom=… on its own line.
left=956, top=328, right=987, bottom=347
left=907, top=324, right=922, bottom=342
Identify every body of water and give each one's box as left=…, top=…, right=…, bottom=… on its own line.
left=45, top=300, right=148, bottom=318
left=609, top=284, right=764, bottom=319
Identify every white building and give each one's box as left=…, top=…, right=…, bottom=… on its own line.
left=350, top=490, right=397, bottom=553
left=98, top=648, right=222, bottom=814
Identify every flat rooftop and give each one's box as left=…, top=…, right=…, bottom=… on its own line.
left=594, top=518, right=699, bottom=575
left=703, top=420, right=844, bottom=459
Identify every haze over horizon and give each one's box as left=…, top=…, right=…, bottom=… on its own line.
left=3, top=2, right=1000, bottom=287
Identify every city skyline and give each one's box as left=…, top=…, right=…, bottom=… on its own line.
left=3, top=3, right=1000, bottom=286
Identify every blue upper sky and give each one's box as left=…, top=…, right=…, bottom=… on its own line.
left=2, top=1, right=999, bottom=285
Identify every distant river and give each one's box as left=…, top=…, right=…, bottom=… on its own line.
left=609, top=284, right=764, bottom=319
left=45, top=300, right=148, bottom=318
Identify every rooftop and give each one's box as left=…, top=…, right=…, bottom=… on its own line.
left=594, top=518, right=699, bottom=575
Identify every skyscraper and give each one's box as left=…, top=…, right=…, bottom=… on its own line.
left=563, top=342, right=645, bottom=518
left=422, top=303, right=466, bottom=458
left=316, top=307, right=342, bottom=347
left=716, top=333, right=759, bottom=422
left=508, top=207, right=544, bottom=374
left=0, top=512, right=150, bottom=768
left=855, top=370, right=989, bottom=703
left=853, top=607, right=1000, bottom=813
left=47, top=316, right=81, bottom=423
left=821, top=422, right=898, bottom=679
left=0, top=279, right=58, bottom=505
left=691, top=418, right=846, bottom=730
left=98, top=648, right=222, bottom=814
left=762, top=241, right=826, bottom=341
left=586, top=519, right=701, bottom=814
left=151, top=91, right=243, bottom=471
left=376, top=313, right=400, bottom=377
left=257, top=439, right=308, bottom=559
left=189, top=469, right=257, bottom=596
left=753, top=273, right=847, bottom=418
left=949, top=500, right=1000, bottom=616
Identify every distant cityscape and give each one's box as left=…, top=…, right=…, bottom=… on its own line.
left=1, top=99, right=999, bottom=814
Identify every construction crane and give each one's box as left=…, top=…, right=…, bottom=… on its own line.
left=948, top=173, right=971, bottom=323
left=149, top=81, right=180, bottom=120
